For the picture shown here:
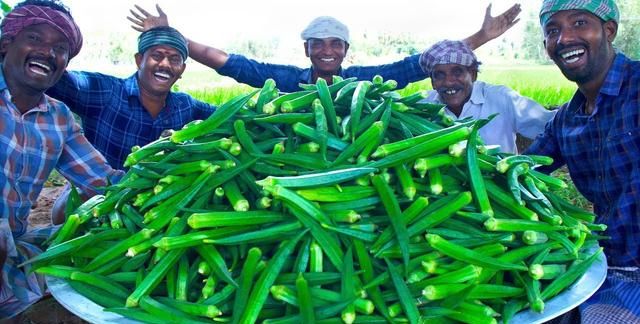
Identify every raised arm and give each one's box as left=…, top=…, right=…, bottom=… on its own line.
left=128, top=4, right=230, bottom=69
left=463, top=3, right=521, bottom=50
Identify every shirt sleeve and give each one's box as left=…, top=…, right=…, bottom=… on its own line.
left=56, top=117, right=123, bottom=196
left=218, top=54, right=308, bottom=92
left=506, top=88, right=558, bottom=139
left=46, top=71, right=114, bottom=118
left=343, top=54, right=427, bottom=89
left=193, top=99, right=217, bottom=120
left=523, top=111, right=564, bottom=174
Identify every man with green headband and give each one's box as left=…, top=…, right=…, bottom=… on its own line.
left=525, top=1, right=640, bottom=322
left=47, top=26, right=218, bottom=223
left=48, top=26, right=216, bottom=170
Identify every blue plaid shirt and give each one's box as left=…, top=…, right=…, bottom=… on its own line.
left=0, top=67, right=121, bottom=237
left=47, top=72, right=216, bottom=169
left=525, top=53, right=640, bottom=267
left=217, top=54, right=428, bottom=92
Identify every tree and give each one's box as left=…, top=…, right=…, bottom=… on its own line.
left=520, top=10, right=550, bottom=64
left=615, top=0, right=640, bottom=59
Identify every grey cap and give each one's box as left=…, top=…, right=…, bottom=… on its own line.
left=300, top=16, right=350, bottom=43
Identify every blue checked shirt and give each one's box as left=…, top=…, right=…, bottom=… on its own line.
left=47, top=72, right=216, bottom=169
left=0, top=67, right=121, bottom=238
left=525, top=53, right=640, bottom=268
left=217, top=53, right=428, bottom=92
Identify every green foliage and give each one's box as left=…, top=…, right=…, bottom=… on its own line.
left=615, top=0, right=640, bottom=59
left=227, top=39, right=279, bottom=60
left=351, top=32, right=423, bottom=60
left=187, top=84, right=256, bottom=106
left=551, top=168, right=592, bottom=211
left=0, top=0, right=11, bottom=16
left=520, top=10, right=548, bottom=64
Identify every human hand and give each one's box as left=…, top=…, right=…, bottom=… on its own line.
left=128, top=4, right=169, bottom=33
left=480, top=3, right=521, bottom=41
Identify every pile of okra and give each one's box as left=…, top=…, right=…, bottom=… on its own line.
left=27, top=76, right=606, bottom=324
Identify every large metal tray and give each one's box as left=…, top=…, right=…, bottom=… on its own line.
left=47, top=251, right=607, bottom=324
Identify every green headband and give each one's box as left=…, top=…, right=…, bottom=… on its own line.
left=540, top=0, right=619, bottom=26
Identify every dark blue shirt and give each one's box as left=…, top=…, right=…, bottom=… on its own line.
left=217, top=53, right=427, bottom=92
left=48, top=72, right=216, bottom=169
left=525, top=53, right=640, bottom=267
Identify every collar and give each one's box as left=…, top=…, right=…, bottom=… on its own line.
left=306, top=66, right=344, bottom=84
left=599, top=52, right=627, bottom=97
left=127, top=72, right=176, bottom=116
left=565, top=52, right=629, bottom=115
left=468, top=81, right=485, bottom=105
left=124, top=73, right=141, bottom=98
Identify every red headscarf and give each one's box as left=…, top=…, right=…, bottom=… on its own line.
left=0, top=4, right=83, bottom=58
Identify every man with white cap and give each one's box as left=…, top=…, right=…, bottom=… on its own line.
left=419, top=40, right=555, bottom=153
left=128, top=4, right=522, bottom=92
left=525, top=0, right=640, bottom=322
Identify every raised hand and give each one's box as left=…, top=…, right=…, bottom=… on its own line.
left=481, top=3, right=522, bottom=40
left=127, top=4, right=169, bottom=33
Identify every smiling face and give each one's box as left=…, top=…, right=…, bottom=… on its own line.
left=0, top=23, right=70, bottom=95
left=304, top=37, right=349, bottom=80
left=543, top=10, right=617, bottom=85
left=430, top=64, right=477, bottom=116
left=135, top=44, right=186, bottom=96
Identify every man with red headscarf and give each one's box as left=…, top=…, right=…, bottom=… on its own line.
left=0, top=1, right=121, bottom=320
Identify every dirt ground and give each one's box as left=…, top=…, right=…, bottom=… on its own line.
left=22, top=185, right=88, bottom=324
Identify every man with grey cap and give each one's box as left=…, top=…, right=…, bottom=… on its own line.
left=524, top=0, right=640, bottom=322
left=128, top=4, right=522, bottom=92
left=48, top=25, right=217, bottom=223
left=419, top=40, right=555, bottom=154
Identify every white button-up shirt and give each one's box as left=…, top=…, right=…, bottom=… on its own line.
left=423, top=81, right=557, bottom=153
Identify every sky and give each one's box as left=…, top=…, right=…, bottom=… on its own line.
left=58, top=1, right=536, bottom=39
left=2, top=0, right=547, bottom=72
left=57, top=0, right=540, bottom=49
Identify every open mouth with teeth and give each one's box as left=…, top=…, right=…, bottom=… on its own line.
left=559, top=48, right=586, bottom=65
left=28, top=60, right=53, bottom=77
left=320, top=58, right=335, bottom=63
left=153, top=71, right=172, bottom=83
left=444, top=89, right=459, bottom=95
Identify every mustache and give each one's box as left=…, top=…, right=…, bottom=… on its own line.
left=154, top=69, right=174, bottom=78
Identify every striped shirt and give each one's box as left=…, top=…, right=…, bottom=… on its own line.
left=217, top=53, right=427, bottom=93
left=47, top=71, right=216, bottom=169
left=0, top=66, right=120, bottom=238
left=525, top=53, right=640, bottom=268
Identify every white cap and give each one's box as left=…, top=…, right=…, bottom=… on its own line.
left=300, top=16, right=350, bottom=43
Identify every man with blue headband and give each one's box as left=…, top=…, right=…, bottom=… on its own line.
left=47, top=25, right=218, bottom=223
left=525, top=1, right=640, bottom=322
left=48, top=25, right=216, bottom=170
left=128, top=4, right=522, bottom=93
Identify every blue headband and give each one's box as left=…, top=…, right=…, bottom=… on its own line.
left=138, top=26, right=188, bottom=61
